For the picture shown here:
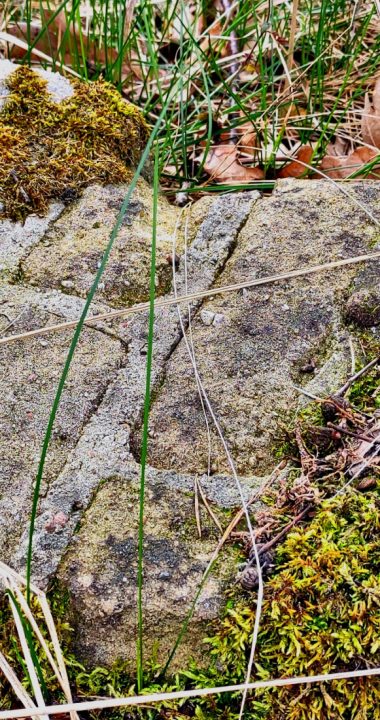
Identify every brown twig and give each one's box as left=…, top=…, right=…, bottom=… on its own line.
left=257, top=503, right=314, bottom=557
left=1, top=250, right=380, bottom=347
left=337, top=355, right=380, bottom=396
left=194, top=479, right=202, bottom=538
left=327, top=421, right=380, bottom=444
left=294, top=384, right=370, bottom=424
left=196, top=477, right=223, bottom=534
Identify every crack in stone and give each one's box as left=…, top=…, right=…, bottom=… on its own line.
left=128, top=191, right=262, bottom=459
left=12, top=190, right=260, bottom=586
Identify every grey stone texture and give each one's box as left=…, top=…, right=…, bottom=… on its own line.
left=21, top=181, right=180, bottom=307
left=1, top=64, right=379, bottom=670
left=139, top=180, right=380, bottom=476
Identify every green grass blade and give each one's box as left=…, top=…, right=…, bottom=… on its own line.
left=6, top=590, right=48, bottom=697
left=136, top=142, right=159, bottom=693
left=26, top=103, right=170, bottom=605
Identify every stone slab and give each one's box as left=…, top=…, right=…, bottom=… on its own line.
left=0, top=284, right=125, bottom=563
left=140, top=180, right=380, bottom=476
left=21, top=181, right=180, bottom=307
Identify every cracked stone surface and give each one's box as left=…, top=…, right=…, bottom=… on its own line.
left=21, top=181, right=180, bottom=307
left=13, top=189, right=259, bottom=582
left=0, top=283, right=125, bottom=564
left=139, top=180, right=380, bottom=476
left=0, top=203, right=64, bottom=276
left=1, top=167, right=259, bottom=667
left=1, top=155, right=380, bottom=671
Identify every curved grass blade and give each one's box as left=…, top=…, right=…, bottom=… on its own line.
left=136, top=143, right=159, bottom=691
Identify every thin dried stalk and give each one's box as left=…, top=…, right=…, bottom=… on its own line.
left=0, top=563, right=79, bottom=720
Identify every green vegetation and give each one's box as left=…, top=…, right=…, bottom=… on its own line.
left=185, top=486, right=380, bottom=720
left=1, top=486, right=378, bottom=719
left=2, top=0, right=380, bottom=192
left=0, top=66, right=148, bottom=220
left=0, top=2, right=379, bottom=717
left=347, top=336, right=380, bottom=414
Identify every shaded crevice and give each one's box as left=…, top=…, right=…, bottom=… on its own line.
left=128, top=194, right=260, bottom=464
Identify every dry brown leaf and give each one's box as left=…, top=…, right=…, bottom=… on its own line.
left=349, top=419, right=380, bottom=480
left=4, top=19, right=69, bottom=62
left=362, top=77, right=380, bottom=149
left=238, top=123, right=258, bottom=159
left=202, top=144, right=264, bottom=183
left=320, top=146, right=380, bottom=179
left=219, top=123, right=258, bottom=157
left=5, top=10, right=80, bottom=64
left=278, top=145, right=313, bottom=178
left=325, top=136, right=349, bottom=157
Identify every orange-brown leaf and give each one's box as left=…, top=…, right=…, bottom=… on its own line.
left=278, top=146, right=313, bottom=178
left=362, top=78, right=380, bottom=149
left=202, top=144, right=264, bottom=183
left=320, top=146, right=380, bottom=179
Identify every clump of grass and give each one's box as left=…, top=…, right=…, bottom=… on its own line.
left=3, top=0, right=380, bottom=194
left=0, top=65, right=149, bottom=220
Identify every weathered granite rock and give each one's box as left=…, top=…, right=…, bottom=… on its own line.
left=58, top=471, right=236, bottom=670
left=1, top=103, right=380, bottom=676
left=136, top=180, right=380, bottom=476
left=0, top=284, right=125, bottom=563
left=2, top=181, right=259, bottom=669
left=21, top=182, right=180, bottom=306
left=0, top=203, right=64, bottom=276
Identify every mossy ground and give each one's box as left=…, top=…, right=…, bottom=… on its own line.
left=1, top=484, right=378, bottom=719
left=201, top=486, right=380, bottom=720
left=0, top=67, right=149, bottom=221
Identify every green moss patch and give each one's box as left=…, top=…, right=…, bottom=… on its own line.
left=0, top=67, right=149, bottom=221
left=200, top=486, right=380, bottom=719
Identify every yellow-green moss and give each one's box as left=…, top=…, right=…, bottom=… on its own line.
left=200, top=485, right=380, bottom=720
left=0, top=67, right=149, bottom=221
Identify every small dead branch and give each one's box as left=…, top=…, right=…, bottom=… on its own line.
left=0, top=562, right=79, bottom=720
left=327, top=421, right=380, bottom=444
left=337, top=355, right=380, bottom=396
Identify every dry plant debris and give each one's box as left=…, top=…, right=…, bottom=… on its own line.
left=0, top=562, right=78, bottom=718
left=2, top=1, right=380, bottom=194
left=236, top=355, right=380, bottom=593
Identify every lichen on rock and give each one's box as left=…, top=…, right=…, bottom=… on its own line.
left=0, top=66, right=149, bottom=221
